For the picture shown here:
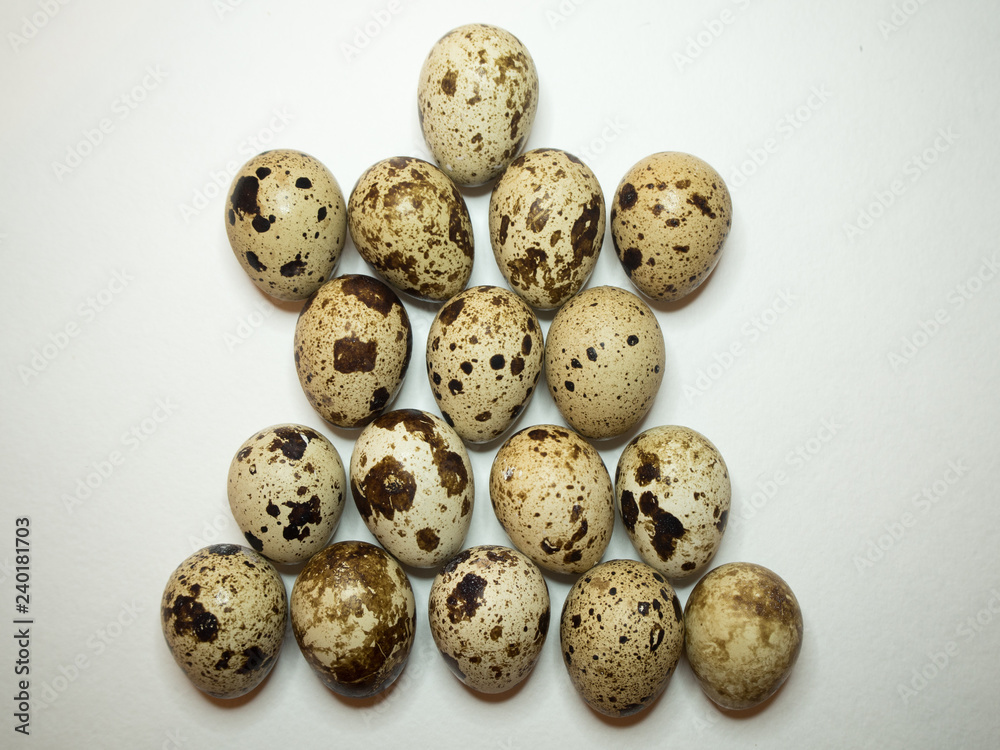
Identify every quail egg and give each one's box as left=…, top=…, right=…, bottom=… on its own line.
left=610, top=152, right=732, bottom=302
left=161, top=544, right=287, bottom=699
left=348, top=156, right=474, bottom=301
left=294, top=275, right=412, bottom=428
left=489, top=148, right=605, bottom=310
left=226, top=149, right=347, bottom=301
left=418, top=24, right=539, bottom=186
left=350, top=409, right=474, bottom=568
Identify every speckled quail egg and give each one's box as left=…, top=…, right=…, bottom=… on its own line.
left=684, top=562, right=803, bottom=710
left=294, top=274, right=412, bottom=428
left=545, top=286, right=665, bottom=440
left=348, top=156, right=474, bottom=301
left=610, top=152, right=732, bottom=302
left=428, top=545, right=550, bottom=693
left=417, top=24, right=539, bottom=186
left=291, top=540, right=416, bottom=698
left=350, top=409, right=474, bottom=568
left=426, top=286, right=543, bottom=443
left=489, top=148, right=605, bottom=310
left=490, top=425, right=613, bottom=575
left=615, top=426, right=731, bottom=581
left=227, top=424, right=346, bottom=564
left=161, top=544, right=287, bottom=699
left=560, top=558, right=684, bottom=717
left=226, top=149, right=347, bottom=301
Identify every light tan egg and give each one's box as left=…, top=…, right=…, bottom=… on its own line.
left=545, top=286, right=665, bottom=440
left=290, top=540, right=416, bottom=698
left=428, top=545, right=550, bottom=693
left=417, top=24, right=539, bottom=186
left=226, top=149, right=347, bottom=301
left=350, top=409, right=474, bottom=568
left=160, top=544, right=287, bottom=699
left=610, top=152, right=732, bottom=302
left=489, top=148, right=605, bottom=310
left=348, top=156, right=474, bottom=301
left=490, top=425, right=613, bottom=575
left=425, top=285, right=543, bottom=443
left=684, top=562, right=803, bottom=710
left=227, top=424, right=346, bottom=564
left=294, top=275, right=412, bottom=428
left=560, top=558, right=684, bottom=716
left=615, top=425, right=731, bottom=581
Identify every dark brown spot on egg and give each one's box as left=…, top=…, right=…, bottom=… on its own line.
left=334, top=336, right=378, bottom=373
left=621, top=247, right=643, bottom=276
left=280, top=256, right=307, bottom=276
left=341, top=275, right=397, bottom=317
left=639, top=491, right=685, bottom=560
left=446, top=573, right=487, bottom=624
left=687, top=193, right=716, bottom=218
left=165, top=595, right=219, bottom=643
left=246, top=251, right=266, bottom=272
left=283, top=496, right=321, bottom=541
left=268, top=426, right=316, bottom=460
left=440, top=69, right=457, bottom=96
left=620, top=490, right=638, bottom=532
left=438, top=296, right=465, bottom=326
left=618, top=183, right=637, bottom=209
left=360, top=456, right=416, bottom=521
left=416, top=528, right=440, bottom=551
left=296, top=177, right=312, bottom=189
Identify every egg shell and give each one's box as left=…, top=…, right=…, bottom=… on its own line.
left=348, top=156, right=474, bottom=301
left=428, top=545, right=550, bottom=693
left=291, top=540, right=416, bottom=698
left=560, top=558, right=684, bottom=717
left=350, top=409, right=474, bottom=568
left=490, top=425, right=613, bottom=575
left=160, top=544, right=287, bottom=699
left=489, top=148, right=605, bottom=310
left=294, top=274, right=412, bottom=428
left=417, top=24, right=539, bottom=186
left=610, top=152, right=732, bottom=302
left=545, top=286, right=665, bottom=440
left=615, top=425, right=731, bottom=581
left=226, top=149, right=347, bottom=301
left=227, top=424, right=346, bottom=564
left=426, top=285, right=543, bottom=443
left=684, top=562, right=803, bottom=710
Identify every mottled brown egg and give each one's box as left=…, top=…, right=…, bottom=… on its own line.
left=615, top=426, right=731, bottom=581
left=611, top=152, right=732, bottom=302
left=226, top=149, right=347, bottom=301
left=426, top=286, right=543, bottom=443
left=490, top=425, right=613, bottom=575
left=417, top=24, right=539, bottom=186
left=350, top=409, right=474, bottom=568
left=545, top=286, right=665, bottom=439
left=428, top=545, right=550, bottom=693
left=684, top=562, right=803, bottom=710
left=161, top=544, right=287, bottom=699
left=291, top=541, right=416, bottom=698
left=560, top=558, right=684, bottom=717
left=489, top=148, right=605, bottom=310
left=227, top=424, right=346, bottom=564
left=294, top=275, right=412, bottom=428
left=348, top=156, right=474, bottom=301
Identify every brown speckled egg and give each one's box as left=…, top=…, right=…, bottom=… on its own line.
left=615, top=426, right=731, bottom=581
left=489, top=148, right=605, bottom=310
left=350, top=409, right=474, bottom=568
left=490, top=425, right=613, bottom=575
left=226, top=149, right=347, bottom=301
left=545, top=286, right=665, bottom=440
left=428, top=545, right=550, bottom=693
left=348, top=156, right=474, bottom=301
left=426, top=286, right=543, bottom=443
left=291, top=541, right=416, bottom=698
left=417, top=24, right=539, bottom=186
left=161, top=544, right=287, bottom=699
left=684, top=562, right=803, bottom=710
left=560, top=558, right=684, bottom=717
left=227, top=424, right=346, bottom=564
left=294, top=275, right=412, bottom=428
left=610, top=152, right=732, bottom=302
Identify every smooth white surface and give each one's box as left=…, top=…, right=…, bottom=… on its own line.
left=1, top=1, right=998, bottom=747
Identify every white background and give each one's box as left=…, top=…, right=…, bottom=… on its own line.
left=1, top=0, right=998, bottom=747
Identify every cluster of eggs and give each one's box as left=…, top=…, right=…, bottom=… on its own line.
left=161, top=23, right=802, bottom=717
